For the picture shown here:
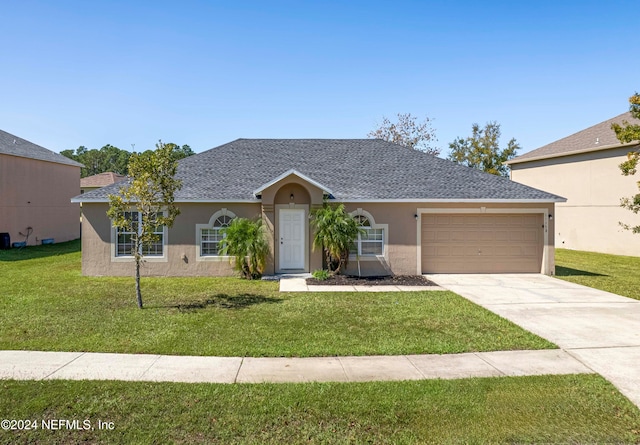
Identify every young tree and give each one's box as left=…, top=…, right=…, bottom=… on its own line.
left=368, top=113, right=439, bottom=155
left=310, top=203, right=364, bottom=274
left=611, top=93, right=640, bottom=233
left=107, top=141, right=182, bottom=308
left=448, top=121, right=520, bottom=177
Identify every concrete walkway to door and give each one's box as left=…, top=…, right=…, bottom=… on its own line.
left=426, top=274, right=640, bottom=408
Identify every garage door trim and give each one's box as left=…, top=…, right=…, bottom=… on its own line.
left=416, top=207, right=550, bottom=274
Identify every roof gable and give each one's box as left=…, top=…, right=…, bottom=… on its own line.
left=74, top=139, right=564, bottom=203
left=253, top=169, right=334, bottom=197
left=0, top=129, right=83, bottom=167
left=508, top=112, right=639, bottom=165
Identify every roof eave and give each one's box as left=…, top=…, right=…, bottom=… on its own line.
left=505, top=141, right=639, bottom=165
left=334, top=197, right=567, bottom=203
left=1, top=151, right=84, bottom=168
left=72, top=197, right=566, bottom=204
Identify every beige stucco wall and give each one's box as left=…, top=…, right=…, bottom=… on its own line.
left=342, top=202, right=555, bottom=276
left=0, top=154, right=80, bottom=246
left=81, top=202, right=262, bottom=276
left=511, top=146, right=640, bottom=257
left=81, top=174, right=555, bottom=276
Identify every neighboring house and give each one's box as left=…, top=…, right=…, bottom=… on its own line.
left=80, top=172, right=127, bottom=194
left=73, top=139, right=563, bottom=277
left=506, top=112, right=640, bottom=257
left=0, top=129, right=83, bottom=246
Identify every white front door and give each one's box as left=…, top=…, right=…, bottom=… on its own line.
left=279, top=208, right=305, bottom=270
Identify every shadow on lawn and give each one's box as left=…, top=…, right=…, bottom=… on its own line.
left=152, top=293, right=282, bottom=312
left=555, top=266, right=607, bottom=277
left=0, top=239, right=80, bottom=262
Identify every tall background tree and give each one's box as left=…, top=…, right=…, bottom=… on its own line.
left=141, top=143, right=195, bottom=163
left=107, top=141, right=182, bottom=309
left=447, top=121, right=519, bottom=177
left=368, top=113, right=439, bottom=155
left=61, top=142, right=194, bottom=177
left=611, top=92, right=640, bottom=233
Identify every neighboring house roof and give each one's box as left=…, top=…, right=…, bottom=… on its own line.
left=74, top=139, right=564, bottom=203
left=507, top=112, right=640, bottom=165
left=81, top=172, right=127, bottom=188
left=0, top=129, right=83, bottom=167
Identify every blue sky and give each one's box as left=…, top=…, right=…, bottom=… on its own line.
left=1, top=0, right=637, bottom=156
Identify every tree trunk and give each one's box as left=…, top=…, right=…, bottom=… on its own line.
left=135, top=256, right=143, bottom=309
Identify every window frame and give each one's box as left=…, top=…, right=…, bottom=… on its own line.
left=196, top=208, right=237, bottom=261
left=111, top=210, right=168, bottom=262
left=348, top=209, right=388, bottom=261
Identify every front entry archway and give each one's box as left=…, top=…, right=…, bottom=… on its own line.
left=278, top=207, right=306, bottom=271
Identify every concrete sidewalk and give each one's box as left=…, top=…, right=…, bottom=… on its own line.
left=0, top=349, right=592, bottom=384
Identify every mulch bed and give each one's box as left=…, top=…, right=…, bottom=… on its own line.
left=306, top=275, right=437, bottom=286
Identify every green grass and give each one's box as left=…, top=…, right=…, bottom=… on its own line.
left=1, top=376, right=639, bottom=444
left=0, top=240, right=554, bottom=356
left=555, top=248, right=640, bottom=300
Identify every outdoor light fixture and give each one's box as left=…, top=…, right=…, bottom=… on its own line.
left=290, top=193, right=294, bottom=201
left=549, top=214, right=553, bottom=220
left=414, top=214, right=418, bottom=220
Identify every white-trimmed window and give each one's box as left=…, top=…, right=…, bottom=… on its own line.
left=115, top=211, right=165, bottom=257
left=349, top=209, right=387, bottom=258
left=196, top=209, right=237, bottom=259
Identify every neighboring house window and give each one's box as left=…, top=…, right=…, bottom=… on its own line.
left=115, top=212, right=164, bottom=257
left=349, top=210, right=386, bottom=257
left=196, top=209, right=237, bottom=259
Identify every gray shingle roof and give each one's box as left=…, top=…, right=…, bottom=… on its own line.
left=507, top=112, right=639, bottom=164
left=0, top=129, right=83, bottom=167
left=77, top=139, right=564, bottom=202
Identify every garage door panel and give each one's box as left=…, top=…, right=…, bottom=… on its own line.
left=421, top=213, right=543, bottom=273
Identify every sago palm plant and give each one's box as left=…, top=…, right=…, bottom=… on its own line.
left=310, top=203, right=364, bottom=274
left=219, top=217, right=270, bottom=279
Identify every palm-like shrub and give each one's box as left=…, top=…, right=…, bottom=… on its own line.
left=219, top=217, right=270, bottom=279
left=310, top=203, right=364, bottom=274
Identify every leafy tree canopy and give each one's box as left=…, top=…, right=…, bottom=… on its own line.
left=447, top=121, right=519, bottom=177
left=140, top=143, right=195, bottom=163
left=61, top=142, right=194, bottom=177
left=612, top=93, right=640, bottom=234
left=368, top=113, right=439, bottom=155
left=61, top=144, right=131, bottom=177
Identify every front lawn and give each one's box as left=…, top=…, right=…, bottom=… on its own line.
left=555, top=248, right=640, bottom=300
left=0, top=240, right=554, bottom=356
left=2, top=376, right=639, bottom=444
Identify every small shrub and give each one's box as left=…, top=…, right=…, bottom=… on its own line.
left=310, top=203, right=364, bottom=274
left=312, top=269, right=330, bottom=280
left=219, top=217, right=269, bottom=280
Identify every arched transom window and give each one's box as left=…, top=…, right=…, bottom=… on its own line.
left=350, top=211, right=385, bottom=256
left=197, top=209, right=236, bottom=257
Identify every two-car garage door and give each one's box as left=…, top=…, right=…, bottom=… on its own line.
left=421, top=213, right=544, bottom=273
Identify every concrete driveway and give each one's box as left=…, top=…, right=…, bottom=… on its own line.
left=427, top=274, right=640, bottom=408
